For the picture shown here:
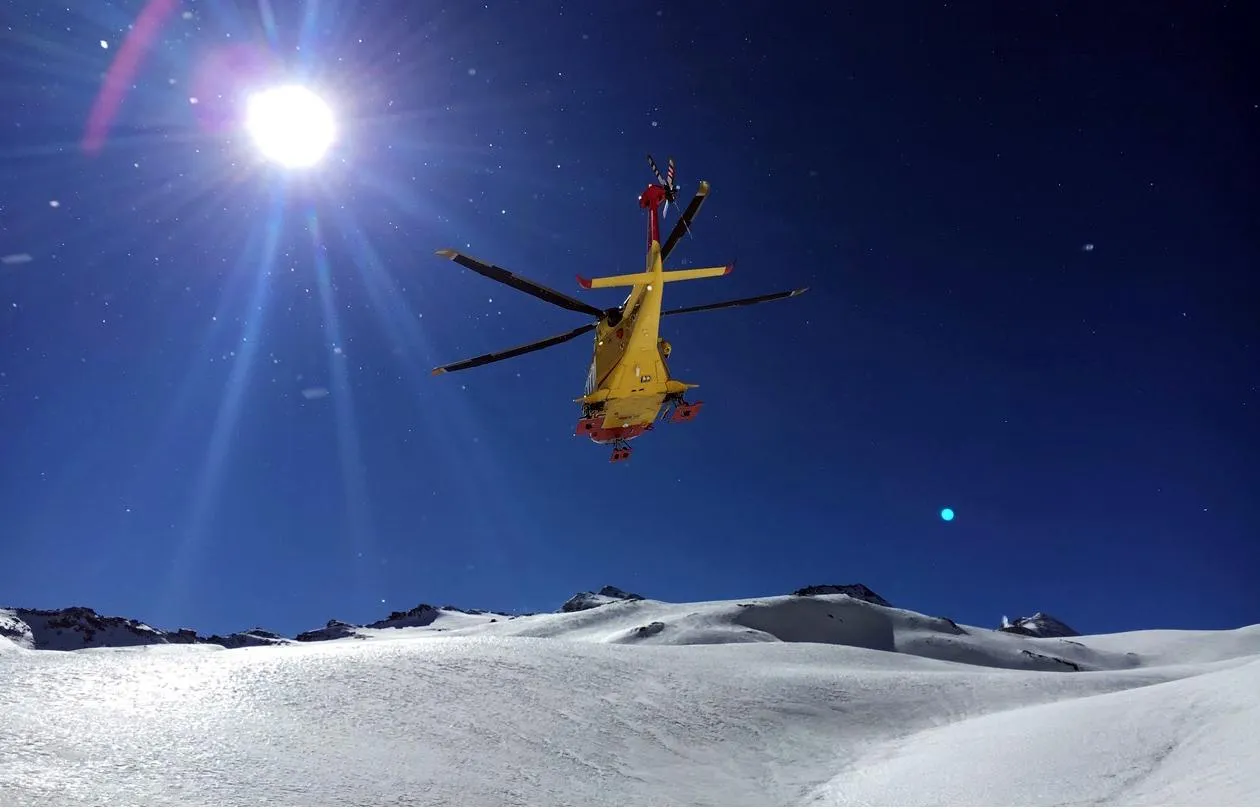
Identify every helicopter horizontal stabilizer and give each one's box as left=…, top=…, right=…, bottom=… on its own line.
left=576, top=263, right=732, bottom=290
left=660, top=181, right=710, bottom=262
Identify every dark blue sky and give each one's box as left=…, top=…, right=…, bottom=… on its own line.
left=1, top=1, right=1255, bottom=637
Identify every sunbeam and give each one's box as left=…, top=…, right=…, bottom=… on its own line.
left=159, top=190, right=284, bottom=618
left=323, top=210, right=437, bottom=386
left=306, top=200, right=536, bottom=573
left=127, top=241, right=272, bottom=493
left=308, top=213, right=379, bottom=603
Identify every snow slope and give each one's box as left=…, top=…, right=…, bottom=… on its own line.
left=808, top=655, right=1260, bottom=806
left=0, top=593, right=1256, bottom=806
left=416, top=594, right=1146, bottom=673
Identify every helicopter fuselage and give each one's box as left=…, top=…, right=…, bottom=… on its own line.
left=429, top=155, right=804, bottom=464
left=575, top=185, right=702, bottom=451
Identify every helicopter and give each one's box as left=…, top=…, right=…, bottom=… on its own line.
left=431, top=155, right=808, bottom=462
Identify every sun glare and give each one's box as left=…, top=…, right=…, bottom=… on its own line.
left=244, top=84, right=336, bottom=168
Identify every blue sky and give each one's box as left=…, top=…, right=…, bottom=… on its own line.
left=1, top=1, right=1255, bottom=638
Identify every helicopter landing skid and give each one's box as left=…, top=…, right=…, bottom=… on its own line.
left=667, top=399, right=704, bottom=423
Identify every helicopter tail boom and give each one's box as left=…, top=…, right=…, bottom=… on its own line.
left=576, top=262, right=732, bottom=290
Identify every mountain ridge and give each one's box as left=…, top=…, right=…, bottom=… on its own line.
left=3, top=581, right=1072, bottom=653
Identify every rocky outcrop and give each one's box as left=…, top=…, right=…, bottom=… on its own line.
left=633, top=621, right=666, bottom=638
left=442, top=605, right=487, bottom=615
left=792, top=584, right=892, bottom=607
left=295, top=619, right=364, bottom=643
left=1, top=607, right=291, bottom=651
left=1, top=608, right=35, bottom=648
left=1020, top=648, right=1083, bottom=671
left=561, top=585, right=645, bottom=613
left=368, top=604, right=442, bottom=629
left=202, top=628, right=293, bottom=649
left=2, top=606, right=169, bottom=651
left=291, top=603, right=510, bottom=643
left=998, top=612, right=1080, bottom=638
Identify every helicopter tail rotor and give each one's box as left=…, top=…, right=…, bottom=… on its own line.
left=647, top=154, right=679, bottom=219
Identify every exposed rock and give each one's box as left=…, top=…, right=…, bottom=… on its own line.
left=792, top=584, right=892, bottom=607
left=0, top=609, right=35, bottom=648
left=296, top=619, right=364, bottom=643
left=999, top=612, right=1080, bottom=638
left=561, top=585, right=645, bottom=613
left=293, top=603, right=506, bottom=643
left=368, top=604, right=441, bottom=629
left=442, top=605, right=486, bottom=615
left=1021, top=648, right=1083, bottom=671
left=202, top=628, right=292, bottom=649
left=633, top=621, right=666, bottom=638
left=2, top=606, right=169, bottom=651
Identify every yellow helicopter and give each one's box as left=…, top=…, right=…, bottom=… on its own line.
left=431, top=155, right=807, bottom=462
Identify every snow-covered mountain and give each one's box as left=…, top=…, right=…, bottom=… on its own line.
left=793, top=582, right=892, bottom=606
left=294, top=619, right=364, bottom=642
left=0, top=606, right=170, bottom=651
left=200, top=628, right=294, bottom=649
left=3, top=585, right=1257, bottom=804
left=561, top=584, right=645, bottom=612
left=0, top=601, right=513, bottom=652
left=998, top=611, right=1080, bottom=638
left=5, top=583, right=894, bottom=651
left=0, top=606, right=295, bottom=652
left=291, top=603, right=510, bottom=642
left=2, top=584, right=658, bottom=651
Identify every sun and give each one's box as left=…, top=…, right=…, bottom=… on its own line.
left=243, top=84, right=336, bottom=168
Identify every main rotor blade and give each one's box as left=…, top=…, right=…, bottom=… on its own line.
left=659, top=181, right=710, bottom=262
left=435, top=249, right=604, bottom=318
left=661, top=287, right=809, bottom=317
left=431, top=322, right=596, bottom=375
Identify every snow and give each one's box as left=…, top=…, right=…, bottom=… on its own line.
left=0, top=593, right=1256, bottom=805
left=200, top=628, right=294, bottom=649
left=0, top=609, right=34, bottom=649
left=998, top=610, right=1080, bottom=638
left=2, top=606, right=167, bottom=651
left=561, top=584, right=645, bottom=612
left=808, top=655, right=1260, bottom=805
